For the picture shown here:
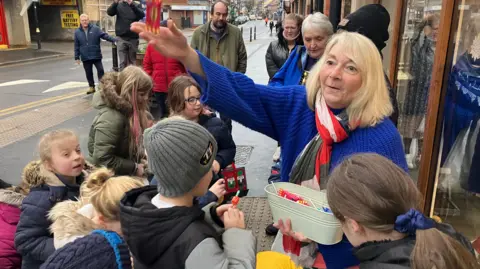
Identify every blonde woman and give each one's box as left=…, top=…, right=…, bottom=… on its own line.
left=43, top=168, right=144, bottom=269
left=131, top=22, right=407, bottom=268
left=88, top=66, right=153, bottom=176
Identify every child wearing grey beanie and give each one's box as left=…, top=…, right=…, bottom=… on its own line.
left=119, top=117, right=256, bottom=269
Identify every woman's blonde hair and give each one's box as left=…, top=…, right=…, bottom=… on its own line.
left=327, top=154, right=479, bottom=269
left=38, top=130, right=78, bottom=163
left=306, top=32, right=392, bottom=127
left=82, top=168, right=144, bottom=221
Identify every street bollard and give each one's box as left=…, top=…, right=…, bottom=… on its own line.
left=112, top=43, right=119, bottom=72
left=254, top=26, right=256, bottom=40
left=250, top=27, right=252, bottom=42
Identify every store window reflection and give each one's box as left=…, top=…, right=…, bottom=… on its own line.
left=433, top=3, right=480, bottom=245
left=395, top=1, right=441, bottom=176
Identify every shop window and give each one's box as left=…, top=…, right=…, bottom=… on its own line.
left=431, top=1, right=480, bottom=244
left=394, top=0, right=441, bottom=179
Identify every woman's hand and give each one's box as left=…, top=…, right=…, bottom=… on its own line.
left=209, top=178, right=226, bottom=198
left=131, top=20, right=192, bottom=63
left=130, top=20, right=205, bottom=77
left=274, top=219, right=312, bottom=243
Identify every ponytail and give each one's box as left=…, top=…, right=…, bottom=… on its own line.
left=412, top=228, right=480, bottom=269
left=80, top=168, right=114, bottom=203
left=84, top=168, right=144, bottom=221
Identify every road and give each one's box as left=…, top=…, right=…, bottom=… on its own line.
left=0, top=20, right=277, bottom=197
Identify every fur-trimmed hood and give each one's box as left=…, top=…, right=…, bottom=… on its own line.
left=93, top=72, right=133, bottom=116
left=22, top=160, right=96, bottom=188
left=0, top=189, right=25, bottom=208
left=48, top=200, right=99, bottom=249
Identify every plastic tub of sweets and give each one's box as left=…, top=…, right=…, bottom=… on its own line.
left=265, top=182, right=343, bottom=245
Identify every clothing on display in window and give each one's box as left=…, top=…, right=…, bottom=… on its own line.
left=442, top=51, right=480, bottom=193
left=398, top=30, right=436, bottom=139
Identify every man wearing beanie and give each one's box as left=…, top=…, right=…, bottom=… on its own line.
left=119, top=117, right=256, bottom=269
left=337, top=4, right=399, bottom=126
left=40, top=230, right=132, bottom=269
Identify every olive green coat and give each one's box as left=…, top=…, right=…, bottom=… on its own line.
left=190, top=22, right=247, bottom=73
left=87, top=74, right=136, bottom=175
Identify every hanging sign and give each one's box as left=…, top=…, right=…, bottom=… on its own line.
left=60, top=10, right=79, bottom=29
left=42, top=0, right=76, bottom=5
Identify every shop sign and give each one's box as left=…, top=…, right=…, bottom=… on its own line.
left=60, top=10, right=79, bottom=29
left=41, top=0, right=76, bottom=6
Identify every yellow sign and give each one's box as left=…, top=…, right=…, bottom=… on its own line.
left=42, top=0, right=76, bottom=5
left=60, top=10, right=79, bottom=29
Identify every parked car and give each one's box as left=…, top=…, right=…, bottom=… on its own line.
left=235, top=16, right=248, bottom=25
left=249, top=14, right=256, bottom=20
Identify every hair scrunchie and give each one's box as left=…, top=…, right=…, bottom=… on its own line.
left=394, top=209, right=435, bottom=235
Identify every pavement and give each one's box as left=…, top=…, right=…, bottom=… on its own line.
left=0, top=20, right=277, bottom=198
left=0, top=27, right=197, bottom=66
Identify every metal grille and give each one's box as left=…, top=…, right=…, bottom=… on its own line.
left=237, top=197, right=275, bottom=252
left=234, top=145, right=254, bottom=166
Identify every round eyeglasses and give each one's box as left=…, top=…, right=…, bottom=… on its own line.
left=185, top=97, right=201, bottom=105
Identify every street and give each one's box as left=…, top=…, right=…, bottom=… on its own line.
left=0, top=20, right=277, bottom=197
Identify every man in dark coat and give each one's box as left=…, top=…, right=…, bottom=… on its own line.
left=107, top=0, right=145, bottom=71
left=74, top=14, right=116, bottom=94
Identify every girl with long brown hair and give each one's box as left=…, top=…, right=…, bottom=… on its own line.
left=327, top=153, right=478, bottom=269
left=88, top=66, right=152, bottom=176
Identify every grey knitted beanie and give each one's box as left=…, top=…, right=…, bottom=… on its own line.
left=144, top=117, right=218, bottom=197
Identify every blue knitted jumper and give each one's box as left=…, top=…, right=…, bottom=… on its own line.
left=191, top=52, right=408, bottom=269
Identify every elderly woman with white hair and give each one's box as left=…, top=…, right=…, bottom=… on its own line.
left=269, top=12, right=334, bottom=86
left=131, top=20, right=407, bottom=268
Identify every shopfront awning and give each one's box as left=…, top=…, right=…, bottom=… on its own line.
left=171, top=5, right=209, bottom=11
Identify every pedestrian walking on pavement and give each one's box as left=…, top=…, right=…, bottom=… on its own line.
left=269, top=21, right=274, bottom=35
left=75, top=14, right=116, bottom=95
left=190, top=0, right=247, bottom=133
left=107, top=0, right=145, bottom=71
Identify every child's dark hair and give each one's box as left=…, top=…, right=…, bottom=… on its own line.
left=326, top=153, right=479, bottom=269
left=167, top=76, right=201, bottom=115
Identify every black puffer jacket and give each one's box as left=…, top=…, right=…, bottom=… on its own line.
left=107, top=1, right=144, bottom=40
left=265, top=28, right=302, bottom=79
left=265, top=40, right=290, bottom=79
left=198, top=114, right=236, bottom=169
left=354, top=222, right=475, bottom=269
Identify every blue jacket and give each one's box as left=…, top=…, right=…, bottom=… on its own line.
left=74, top=24, right=116, bottom=62
left=190, top=52, right=408, bottom=269
left=268, top=46, right=308, bottom=86
left=14, top=161, right=86, bottom=269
